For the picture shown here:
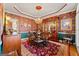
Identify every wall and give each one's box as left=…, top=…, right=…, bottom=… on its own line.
left=42, top=11, right=76, bottom=33
left=59, top=11, right=76, bottom=33
left=0, top=3, right=3, bottom=33
left=0, top=4, right=3, bottom=19
left=76, top=4, right=79, bottom=53
left=6, top=11, right=76, bottom=33
left=0, top=3, right=3, bottom=53
left=6, top=13, right=37, bottom=33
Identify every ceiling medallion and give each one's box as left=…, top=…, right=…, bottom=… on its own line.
left=35, top=5, right=42, bottom=11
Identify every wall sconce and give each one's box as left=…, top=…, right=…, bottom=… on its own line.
left=6, top=16, right=11, bottom=20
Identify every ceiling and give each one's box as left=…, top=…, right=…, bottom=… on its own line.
left=4, top=3, right=77, bottom=19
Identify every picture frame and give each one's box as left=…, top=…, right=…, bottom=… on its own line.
left=61, top=18, right=72, bottom=31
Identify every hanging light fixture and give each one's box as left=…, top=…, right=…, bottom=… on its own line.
left=35, top=18, right=43, bottom=24
left=34, top=5, right=43, bottom=24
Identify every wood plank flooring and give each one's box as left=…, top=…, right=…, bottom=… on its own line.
left=69, top=44, right=78, bottom=56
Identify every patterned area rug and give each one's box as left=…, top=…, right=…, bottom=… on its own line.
left=24, top=41, right=61, bottom=56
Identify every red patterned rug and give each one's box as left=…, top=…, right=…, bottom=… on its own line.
left=24, top=41, right=61, bottom=56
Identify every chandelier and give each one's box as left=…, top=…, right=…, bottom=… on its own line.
left=34, top=18, right=43, bottom=24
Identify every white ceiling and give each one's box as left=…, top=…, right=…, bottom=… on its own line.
left=4, top=3, right=77, bottom=19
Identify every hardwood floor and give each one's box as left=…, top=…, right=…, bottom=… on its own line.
left=69, top=44, right=78, bottom=56
left=63, top=43, right=78, bottom=56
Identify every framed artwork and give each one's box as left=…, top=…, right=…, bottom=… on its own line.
left=48, top=20, right=58, bottom=32
left=61, top=18, right=72, bottom=31
left=24, top=24, right=31, bottom=31
left=5, top=16, right=19, bottom=35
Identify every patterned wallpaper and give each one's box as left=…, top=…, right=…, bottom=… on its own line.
left=42, top=11, right=76, bottom=33
left=6, top=10, right=76, bottom=33
left=6, top=13, right=37, bottom=33
left=0, top=3, right=3, bottom=19
left=0, top=3, right=3, bottom=34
